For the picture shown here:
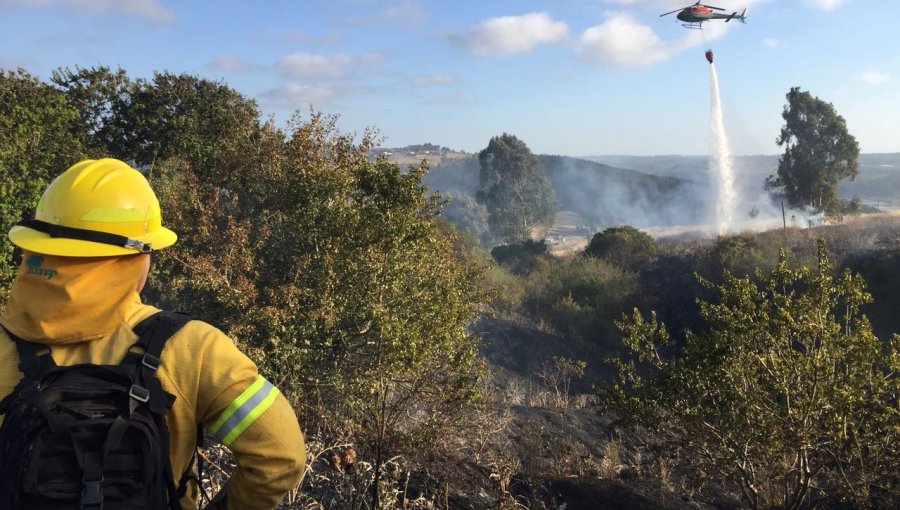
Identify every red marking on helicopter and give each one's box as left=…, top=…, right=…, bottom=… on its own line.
left=660, top=2, right=748, bottom=29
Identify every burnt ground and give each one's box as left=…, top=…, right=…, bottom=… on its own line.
left=452, top=314, right=735, bottom=510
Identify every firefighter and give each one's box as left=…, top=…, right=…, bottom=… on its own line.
left=0, top=158, right=306, bottom=509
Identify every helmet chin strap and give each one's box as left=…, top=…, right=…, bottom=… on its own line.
left=17, top=219, right=153, bottom=254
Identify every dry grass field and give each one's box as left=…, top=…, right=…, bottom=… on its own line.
left=384, top=150, right=470, bottom=167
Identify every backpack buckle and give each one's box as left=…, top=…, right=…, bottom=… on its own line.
left=81, top=477, right=103, bottom=509
left=141, top=353, right=161, bottom=371
left=129, top=384, right=150, bottom=403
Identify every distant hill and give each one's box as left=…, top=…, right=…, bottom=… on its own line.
left=587, top=153, right=900, bottom=210
left=538, top=155, right=698, bottom=229
left=388, top=146, right=900, bottom=241
left=418, top=153, right=480, bottom=196
left=371, top=144, right=470, bottom=168
left=416, top=152, right=705, bottom=239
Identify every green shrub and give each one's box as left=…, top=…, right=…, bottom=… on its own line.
left=490, top=239, right=549, bottom=275
left=526, top=256, right=639, bottom=345
left=584, top=225, right=656, bottom=268
left=604, top=240, right=899, bottom=509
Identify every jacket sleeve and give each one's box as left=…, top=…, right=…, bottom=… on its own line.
left=194, top=329, right=306, bottom=510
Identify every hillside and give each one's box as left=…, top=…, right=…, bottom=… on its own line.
left=387, top=148, right=900, bottom=246
left=372, top=144, right=471, bottom=168
left=464, top=212, right=900, bottom=510
left=538, top=155, right=696, bottom=230
left=384, top=148, right=701, bottom=245
left=588, top=153, right=900, bottom=211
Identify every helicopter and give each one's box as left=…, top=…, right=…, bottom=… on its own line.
left=660, top=2, right=747, bottom=29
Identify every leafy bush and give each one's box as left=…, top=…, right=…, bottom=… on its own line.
left=584, top=225, right=656, bottom=268
left=2, top=67, right=492, bottom=506
left=525, top=256, right=639, bottom=345
left=0, top=69, right=84, bottom=305
left=490, top=239, right=550, bottom=275
left=699, top=232, right=782, bottom=282
left=603, top=240, right=899, bottom=509
left=485, top=263, right=527, bottom=314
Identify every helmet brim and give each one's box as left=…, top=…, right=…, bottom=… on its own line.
left=8, top=225, right=177, bottom=257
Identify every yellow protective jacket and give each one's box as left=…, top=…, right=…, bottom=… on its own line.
left=0, top=253, right=306, bottom=510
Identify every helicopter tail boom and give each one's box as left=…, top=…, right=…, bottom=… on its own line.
left=726, top=7, right=748, bottom=23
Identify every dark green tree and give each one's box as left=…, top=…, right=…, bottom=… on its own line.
left=50, top=66, right=134, bottom=155
left=584, top=225, right=656, bottom=268
left=53, top=68, right=261, bottom=183
left=699, top=233, right=773, bottom=282
left=603, top=240, right=899, bottom=509
left=477, top=134, right=556, bottom=243
left=119, top=72, right=260, bottom=175
left=0, top=69, right=85, bottom=305
left=766, top=87, right=860, bottom=214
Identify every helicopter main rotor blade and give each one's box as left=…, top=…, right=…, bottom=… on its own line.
left=701, top=4, right=727, bottom=10
left=660, top=8, right=682, bottom=16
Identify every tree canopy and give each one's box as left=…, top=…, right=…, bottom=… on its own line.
left=0, top=69, right=85, bottom=305
left=766, top=87, right=860, bottom=214
left=477, top=133, right=557, bottom=244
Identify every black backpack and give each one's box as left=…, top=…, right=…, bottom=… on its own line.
left=0, top=311, right=192, bottom=510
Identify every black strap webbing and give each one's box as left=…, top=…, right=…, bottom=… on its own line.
left=131, top=311, right=193, bottom=359
left=125, top=311, right=192, bottom=416
left=17, top=218, right=153, bottom=253
left=2, top=326, right=56, bottom=378
left=128, top=311, right=195, bottom=510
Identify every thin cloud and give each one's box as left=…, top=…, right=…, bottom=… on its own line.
left=451, top=12, right=568, bottom=57
left=0, top=56, right=30, bottom=69
left=804, top=0, right=851, bottom=10
left=349, top=0, right=426, bottom=27
left=357, top=52, right=388, bottom=68
left=577, top=12, right=726, bottom=67
left=762, top=37, right=779, bottom=48
left=609, top=1, right=765, bottom=8
left=276, top=52, right=354, bottom=79
left=261, top=83, right=336, bottom=108
left=210, top=55, right=252, bottom=72
left=254, top=29, right=343, bottom=47
left=421, top=93, right=475, bottom=105
left=855, top=71, right=891, bottom=85
left=2, top=0, right=175, bottom=23
left=413, top=74, right=458, bottom=87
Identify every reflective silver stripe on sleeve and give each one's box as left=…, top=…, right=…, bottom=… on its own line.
left=208, top=375, right=280, bottom=445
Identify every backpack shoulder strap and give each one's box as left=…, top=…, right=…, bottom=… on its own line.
left=123, top=311, right=193, bottom=414
left=124, top=311, right=194, bottom=510
left=0, top=326, right=56, bottom=415
left=131, top=310, right=194, bottom=361
left=1, top=325, right=57, bottom=377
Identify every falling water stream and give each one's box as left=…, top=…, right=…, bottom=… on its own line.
left=709, top=62, right=737, bottom=235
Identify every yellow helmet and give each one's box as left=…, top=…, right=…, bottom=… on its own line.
left=8, top=158, right=177, bottom=257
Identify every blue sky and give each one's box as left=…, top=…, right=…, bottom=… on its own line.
left=2, top=0, right=897, bottom=156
